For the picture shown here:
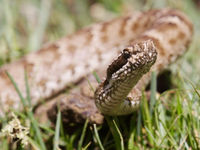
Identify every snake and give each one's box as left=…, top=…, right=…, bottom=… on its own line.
left=95, top=40, right=157, bottom=115
left=0, top=9, right=193, bottom=123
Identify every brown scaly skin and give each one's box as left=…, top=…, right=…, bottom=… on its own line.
left=0, top=9, right=193, bottom=124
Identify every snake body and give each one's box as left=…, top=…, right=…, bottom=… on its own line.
left=0, top=9, right=193, bottom=122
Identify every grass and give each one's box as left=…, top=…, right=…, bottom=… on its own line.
left=0, top=0, right=200, bottom=149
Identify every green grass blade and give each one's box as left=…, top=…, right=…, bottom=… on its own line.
left=78, top=119, right=89, bottom=150
left=53, top=110, right=61, bottom=150
left=3, top=0, right=18, bottom=51
left=6, top=71, right=46, bottom=150
left=27, top=137, right=42, bottom=150
left=6, top=71, right=27, bottom=107
left=93, top=71, right=101, bottom=83
left=137, top=108, right=142, bottom=138
left=105, top=117, right=124, bottom=150
left=128, top=115, right=136, bottom=149
left=141, top=92, right=154, bottom=146
left=26, top=111, right=46, bottom=150
left=82, top=142, right=91, bottom=150
left=189, top=81, right=200, bottom=98
left=39, top=124, right=54, bottom=135
left=28, top=0, right=52, bottom=51
left=93, top=124, right=105, bottom=150
left=150, top=71, right=157, bottom=115
left=160, top=119, right=178, bottom=148
left=25, top=71, right=31, bottom=107
left=113, top=119, right=124, bottom=150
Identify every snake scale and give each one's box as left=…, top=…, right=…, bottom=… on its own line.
left=0, top=9, right=193, bottom=125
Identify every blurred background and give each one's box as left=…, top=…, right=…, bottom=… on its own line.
left=0, top=0, right=200, bottom=149
left=0, top=0, right=199, bottom=90
left=0, top=0, right=198, bottom=60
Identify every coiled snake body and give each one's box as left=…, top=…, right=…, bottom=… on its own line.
left=0, top=9, right=193, bottom=123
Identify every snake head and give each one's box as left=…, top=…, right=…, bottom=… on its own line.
left=95, top=40, right=157, bottom=115
left=103, top=40, right=157, bottom=88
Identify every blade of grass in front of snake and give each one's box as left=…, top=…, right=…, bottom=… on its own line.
left=86, top=77, right=95, bottom=92
left=105, top=116, right=124, bottom=150
left=25, top=71, right=31, bottom=107
left=113, top=118, right=124, bottom=150
left=82, top=141, right=92, bottom=150
left=128, top=115, right=137, bottom=149
left=53, top=110, right=61, bottom=150
left=93, top=71, right=101, bottom=83
left=150, top=71, right=157, bottom=116
left=27, top=137, right=42, bottom=150
left=93, top=124, right=105, bottom=150
left=6, top=71, right=47, bottom=150
left=141, top=91, right=154, bottom=146
left=137, top=103, right=142, bottom=139
left=6, top=71, right=27, bottom=107
left=159, top=119, right=179, bottom=149
left=188, top=80, right=200, bottom=98
left=77, top=119, right=89, bottom=150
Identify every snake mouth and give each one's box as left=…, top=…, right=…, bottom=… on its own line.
left=103, top=40, right=157, bottom=88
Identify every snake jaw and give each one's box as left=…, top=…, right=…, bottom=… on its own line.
left=95, top=40, right=157, bottom=115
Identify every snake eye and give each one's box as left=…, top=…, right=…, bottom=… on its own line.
left=122, top=49, right=131, bottom=59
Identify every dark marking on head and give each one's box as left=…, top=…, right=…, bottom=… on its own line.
left=103, top=49, right=131, bottom=87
